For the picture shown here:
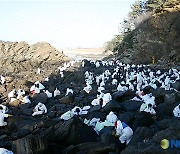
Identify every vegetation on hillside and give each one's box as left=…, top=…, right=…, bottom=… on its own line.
left=104, top=0, right=180, bottom=54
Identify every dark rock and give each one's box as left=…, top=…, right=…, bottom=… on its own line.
left=0, top=135, right=11, bottom=147
left=32, top=93, right=48, bottom=104
left=10, top=119, right=42, bottom=139
left=119, top=112, right=135, bottom=127
left=156, top=102, right=179, bottom=120
left=171, top=80, right=180, bottom=91
left=99, top=127, right=123, bottom=149
left=19, top=104, right=33, bottom=116
left=131, top=112, right=154, bottom=131
left=12, top=135, right=48, bottom=154
left=47, top=143, right=64, bottom=154
left=164, top=93, right=177, bottom=104
left=155, top=94, right=165, bottom=105
left=63, top=142, right=117, bottom=154
left=152, top=127, right=180, bottom=144
left=101, top=100, right=124, bottom=113
left=51, top=117, right=98, bottom=145
left=59, top=94, right=74, bottom=104
left=87, top=112, right=106, bottom=121
left=112, top=90, right=134, bottom=102
left=156, top=118, right=180, bottom=130
left=129, top=127, right=153, bottom=145
left=89, top=105, right=102, bottom=113
left=121, top=141, right=180, bottom=154
left=142, top=86, right=155, bottom=94
left=120, top=100, right=142, bottom=112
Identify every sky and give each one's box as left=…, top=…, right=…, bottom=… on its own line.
left=0, top=0, right=136, bottom=49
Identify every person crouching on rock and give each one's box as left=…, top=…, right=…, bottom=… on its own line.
left=71, top=106, right=82, bottom=116
left=113, top=120, right=133, bottom=145
left=32, top=102, right=47, bottom=116
left=0, top=106, right=8, bottom=126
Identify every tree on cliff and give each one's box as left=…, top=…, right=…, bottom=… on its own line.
left=105, top=0, right=179, bottom=53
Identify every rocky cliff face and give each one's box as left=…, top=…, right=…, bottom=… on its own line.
left=0, top=41, right=70, bottom=73
left=119, top=4, right=180, bottom=65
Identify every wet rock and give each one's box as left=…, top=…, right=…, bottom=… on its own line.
left=121, top=141, right=179, bottom=154
left=112, top=90, right=134, bottom=102
left=51, top=117, right=98, bottom=145
left=87, top=112, right=106, bottom=121
left=0, top=135, right=11, bottom=147
left=12, top=135, right=48, bottom=154
left=152, top=127, right=180, bottom=145
left=164, top=93, right=177, bottom=104
left=59, top=94, right=74, bottom=104
left=156, top=118, right=180, bottom=130
left=156, top=102, right=179, bottom=120
left=119, top=112, right=135, bottom=126
left=63, top=142, right=117, bottom=154
left=120, top=100, right=142, bottom=112
left=131, top=112, right=154, bottom=131
left=99, top=127, right=123, bottom=149
left=19, top=103, right=33, bottom=116
left=89, top=105, right=101, bottom=113
left=155, top=94, right=165, bottom=105
left=47, top=143, right=64, bottom=154
left=171, top=80, right=180, bottom=91
left=142, top=86, right=155, bottom=94
left=129, top=127, right=153, bottom=145
left=101, top=100, right=124, bottom=114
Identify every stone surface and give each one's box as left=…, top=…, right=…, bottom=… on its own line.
left=12, top=135, right=48, bottom=154
left=51, top=117, right=98, bottom=145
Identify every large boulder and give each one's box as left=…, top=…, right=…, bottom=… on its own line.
left=112, top=90, right=134, bottom=102
left=12, top=135, right=48, bottom=154
left=120, top=100, right=142, bottom=112
left=51, top=117, right=98, bottom=145
left=119, top=112, right=135, bottom=127
left=99, top=127, right=124, bottom=150
left=156, top=117, right=180, bottom=130
left=101, top=100, right=124, bottom=114
left=156, top=101, right=179, bottom=120
left=131, top=112, right=154, bottom=131
left=63, top=142, right=117, bottom=154
left=32, top=93, right=48, bottom=104
left=129, top=127, right=153, bottom=145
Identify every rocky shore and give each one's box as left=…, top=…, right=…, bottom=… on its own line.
left=0, top=57, right=179, bottom=154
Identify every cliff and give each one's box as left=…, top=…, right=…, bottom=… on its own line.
left=118, top=4, right=180, bottom=65
left=0, top=41, right=70, bottom=73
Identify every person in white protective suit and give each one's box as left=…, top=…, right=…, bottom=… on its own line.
left=140, top=103, right=156, bottom=115
left=106, top=111, right=118, bottom=124
left=32, top=102, right=47, bottom=116
left=65, top=88, right=73, bottom=96
left=173, top=104, right=180, bottom=118
left=102, top=93, right=112, bottom=107
left=60, top=106, right=90, bottom=121
left=30, top=81, right=45, bottom=94
left=0, top=108, right=8, bottom=126
left=0, top=104, right=8, bottom=114
left=115, top=120, right=133, bottom=145
left=143, top=103, right=156, bottom=115
left=0, top=148, right=13, bottom=154
left=16, top=89, right=25, bottom=99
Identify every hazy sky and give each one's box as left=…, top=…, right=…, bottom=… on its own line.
left=0, top=0, right=136, bottom=49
